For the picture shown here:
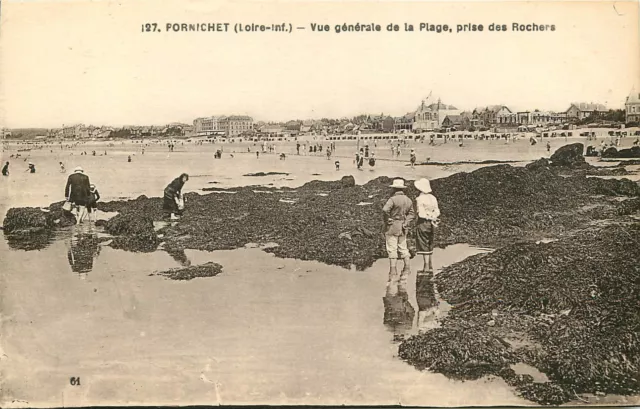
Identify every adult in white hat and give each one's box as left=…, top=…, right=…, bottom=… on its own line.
left=64, top=166, right=91, bottom=224
left=414, top=178, right=440, bottom=273
left=382, top=178, right=416, bottom=294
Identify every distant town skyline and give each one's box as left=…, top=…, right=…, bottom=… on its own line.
left=1, top=1, right=638, bottom=128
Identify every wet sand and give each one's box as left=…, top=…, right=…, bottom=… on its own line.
left=0, top=234, right=528, bottom=406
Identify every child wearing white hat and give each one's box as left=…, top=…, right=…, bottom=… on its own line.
left=414, top=178, right=440, bottom=272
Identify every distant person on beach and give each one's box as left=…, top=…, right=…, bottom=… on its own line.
left=128, top=155, right=132, bottom=162
left=296, top=142, right=300, bottom=155
left=410, top=149, right=416, bottom=168
left=65, top=166, right=91, bottom=224
left=2, top=161, right=9, bottom=176
left=414, top=178, right=440, bottom=273
left=86, top=184, right=101, bottom=223
left=164, top=173, right=189, bottom=221
left=382, top=179, right=415, bottom=294
left=335, top=160, right=340, bottom=171
left=59, top=162, right=66, bottom=173
left=369, top=153, right=376, bottom=169
left=546, top=142, right=551, bottom=153
left=27, top=162, right=36, bottom=173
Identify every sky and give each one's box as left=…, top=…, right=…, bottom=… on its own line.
left=0, top=0, right=638, bottom=128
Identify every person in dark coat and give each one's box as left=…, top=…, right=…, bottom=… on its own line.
left=164, top=173, right=188, bottom=220
left=65, top=166, right=91, bottom=224
left=1, top=161, right=8, bottom=176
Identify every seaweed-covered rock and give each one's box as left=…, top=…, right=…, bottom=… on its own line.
left=602, top=146, right=640, bottom=159
left=549, top=143, right=586, bottom=168
left=426, top=224, right=640, bottom=402
left=153, top=262, right=223, bottom=280
left=105, top=213, right=159, bottom=252
left=399, top=326, right=516, bottom=380
left=47, top=201, right=77, bottom=227
left=2, top=207, right=53, bottom=233
left=525, top=158, right=550, bottom=171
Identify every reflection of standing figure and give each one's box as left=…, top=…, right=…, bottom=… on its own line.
left=415, top=271, right=438, bottom=331
left=67, top=231, right=101, bottom=277
left=382, top=288, right=415, bottom=335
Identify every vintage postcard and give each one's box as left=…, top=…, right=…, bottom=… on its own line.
left=1, top=0, right=639, bottom=407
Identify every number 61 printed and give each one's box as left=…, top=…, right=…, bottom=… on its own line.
left=70, top=377, right=81, bottom=386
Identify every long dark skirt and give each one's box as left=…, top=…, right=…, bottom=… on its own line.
left=416, top=219, right=435, bottom=254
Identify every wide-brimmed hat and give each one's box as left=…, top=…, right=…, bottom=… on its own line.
left=390, top=179, right=406, bottom=189
left=415, top=178, right=432, bottom=194
left=74, top=166, right=83, bottom=173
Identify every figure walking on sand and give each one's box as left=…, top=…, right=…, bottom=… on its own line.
left=65, top=166, right=91, bottom=224
left=2, top=161, right=8, bottom=176
left=164, top=173, right=189, bottom=220
left=382, top=179, right=415, bottom=294
left=410, top=149, right=416, bottom=169
left=414, top=178, right=440, bottom=273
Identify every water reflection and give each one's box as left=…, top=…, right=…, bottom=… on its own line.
left=382, top=287, right=415, bottom=335
left=164, top=246, right=192, bottom=267
left=415, top=271, right=440, bottom=331
left=66, top=229, right=101, bottom=278
left=4, top=229, right=55, bottom=251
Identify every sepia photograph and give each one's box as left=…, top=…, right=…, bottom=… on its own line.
left=0, top=0, right=639, bottom=407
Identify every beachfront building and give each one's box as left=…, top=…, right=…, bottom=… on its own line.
left=62, top=124, right=85, bottom=138
left=565, top=103, right=608, bottom=120
left=413, top=98, right=460, bottom=131
left=222, top=115, right=253, bottom=137
left=625, top=89, right=640, bottom=123
left=472, top=105, right=513, bottom=127
left=442, top=114, right=470, bottom=129
left=193, top=116, right=225, bottom=136
left=259, top=124, right=285, bottom=138
left=395, top=112, right=415, bottom=132
left=516, top=111, right=567, bottom=126
left=369, top=114, right=395, bottom=132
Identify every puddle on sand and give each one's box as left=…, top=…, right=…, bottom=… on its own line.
left=379, top=244, right=492, bottom=337
left=0, top=237, right=527, bottom=406
left=510, top=363, right=550, bottom=383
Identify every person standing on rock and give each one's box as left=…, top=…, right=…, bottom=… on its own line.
left=414, top=178, right=440, bottom=273
left=164, top=173, right=188, bottom=220
left=65, top=166, right=91, bottom=224
left=382, top=179, right=415, bottom=294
